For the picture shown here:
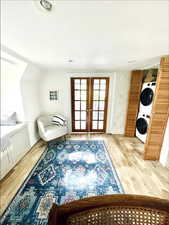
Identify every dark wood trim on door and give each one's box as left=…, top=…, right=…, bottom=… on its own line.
left=71, top=78, right=90, bottom=132
left=71, top=78, right=75, bottom=132
left=90, top=77, right=109, bottom=133
left=71, top=77, right=109, bottom=133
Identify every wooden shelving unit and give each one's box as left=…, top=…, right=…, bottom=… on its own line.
left=124, top=70, right=143, bottom=137
left=144, top=57, right=169, bottom=160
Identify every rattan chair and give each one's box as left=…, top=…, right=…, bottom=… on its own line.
left=48, top=194, right=169, bottom=225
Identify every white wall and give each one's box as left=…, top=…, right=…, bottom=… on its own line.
left=160, top=118, right=169, bottom=168
left=40, top=71, right=131, bottom=134
left=110, top=72, right=131, bottom=134
left=21, top=64, right=42, bottom=147
left=1, top=57, right=27, bottom=121
left=1, top=48, right=43, bottom=148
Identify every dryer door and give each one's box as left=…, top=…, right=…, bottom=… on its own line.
left=136, top=118, right=148, bottom=134
left=140, top=88, right=154, bottom=106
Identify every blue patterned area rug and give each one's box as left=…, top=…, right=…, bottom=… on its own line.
left=1, top=140, right=124, bottom=225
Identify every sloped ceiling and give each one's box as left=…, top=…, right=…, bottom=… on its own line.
left=1, top=0, right=169, bottom=71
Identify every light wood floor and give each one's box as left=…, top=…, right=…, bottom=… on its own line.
left=0, top=134, right=169, bottom=215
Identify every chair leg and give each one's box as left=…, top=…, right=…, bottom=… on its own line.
left=64, top=135, right=66, bottom=141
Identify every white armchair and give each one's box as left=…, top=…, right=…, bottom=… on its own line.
left=37, top=114, right=68, bottom=142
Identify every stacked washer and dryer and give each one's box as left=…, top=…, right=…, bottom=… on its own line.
left=136, top=82, right=156, bottom=143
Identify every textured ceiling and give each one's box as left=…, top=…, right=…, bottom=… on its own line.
left=1, top=0, right=169, bottom=71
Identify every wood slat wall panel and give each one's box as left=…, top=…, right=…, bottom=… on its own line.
left=125, top=70, right=143, bottom=136
left=160, top=57, right=169, bottom=72
left=144, top=113, right=168, bottom=160
left=152, top=71, right=169, bottom=114
left=144, top=56, right=169, bottom=160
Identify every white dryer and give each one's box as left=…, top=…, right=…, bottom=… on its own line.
left=139, top=82, right=156, bottom=115
left=136, top=112, right=150, bottom=143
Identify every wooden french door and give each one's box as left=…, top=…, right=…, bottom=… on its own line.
left=71, top=77, right=109, bottom=132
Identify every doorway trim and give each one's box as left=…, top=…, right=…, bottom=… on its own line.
left=71, top=77, right=109, bottom=133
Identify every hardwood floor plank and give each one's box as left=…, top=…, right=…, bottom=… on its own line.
left=0, top=134, right=169, bottom=215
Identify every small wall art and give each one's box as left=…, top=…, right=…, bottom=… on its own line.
left=49, top=90, right=58, bottom=101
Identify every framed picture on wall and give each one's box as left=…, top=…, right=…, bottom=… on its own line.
left=49, top=90, right=58, bottom=100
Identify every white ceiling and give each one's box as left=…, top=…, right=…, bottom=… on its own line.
left=1, top=0, right=169, bottom=71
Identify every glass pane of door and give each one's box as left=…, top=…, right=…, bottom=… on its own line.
left=71, top=78, right=89, bottom=131
left=91, top=78, right=109, bottom=132
left=71, top=77, right=109, bottom=132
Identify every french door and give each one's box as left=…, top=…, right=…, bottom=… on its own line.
left=71, top=77, right=109, bottom=132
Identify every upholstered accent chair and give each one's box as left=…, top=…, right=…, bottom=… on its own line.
left=48, top=194, right=169, bottom=225
left=37, top=114, right=68, bottom=142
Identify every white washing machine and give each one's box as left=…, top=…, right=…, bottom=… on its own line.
left=139, top=82, right=156, bottom=115
left=136, top=112, right=150, bottom=143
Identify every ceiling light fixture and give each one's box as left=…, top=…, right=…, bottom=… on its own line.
left=40, top=0, right=52, bottom=11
